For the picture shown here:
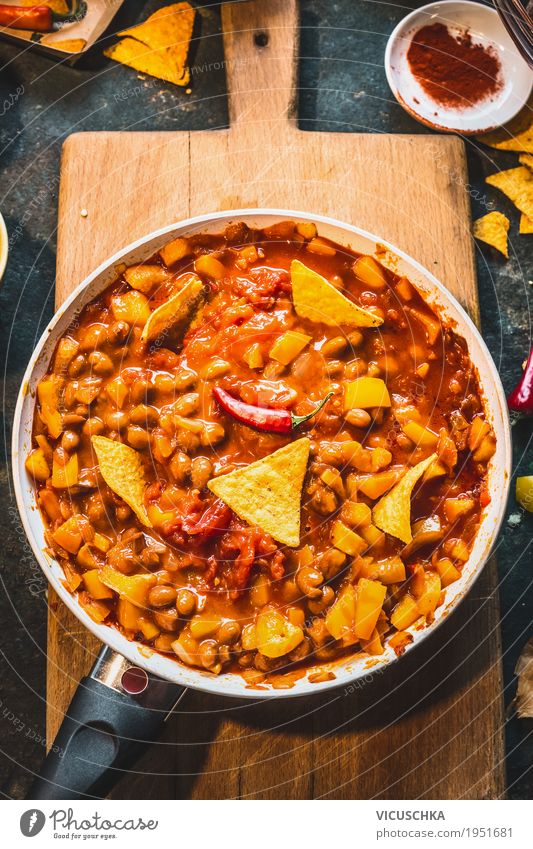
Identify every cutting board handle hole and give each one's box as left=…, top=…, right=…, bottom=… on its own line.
left=254, top=30, right=269, bottom=48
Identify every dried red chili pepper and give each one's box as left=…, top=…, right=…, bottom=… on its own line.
left=0, top=4, right=53, bottom=30
left=508, top=346, right=533, bottom=416
left=213, top=386, right=333, bottom=434
left=0, top=2, right=83, bottom=32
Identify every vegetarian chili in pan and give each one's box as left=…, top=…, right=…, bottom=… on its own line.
left=27, top=220, right=495, bottom=686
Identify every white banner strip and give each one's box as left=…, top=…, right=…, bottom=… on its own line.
left=2, top=800, right=531, bottom=848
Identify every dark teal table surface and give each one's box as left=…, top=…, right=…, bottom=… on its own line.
left=0, top=0, right=531, bottom=799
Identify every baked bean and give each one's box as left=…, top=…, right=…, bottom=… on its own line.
left=106, top=410, right=129, bottom=431
left=62, top=413, right=86, bottom=427
left=288, top=636, right=312, bottom=662
left=173, top=392, right=199, bottom=416
left=174, top=369, right=197, bottom=391
left=347, top=329, right=364, bottom=348
left=198, top=639, right=218, bottom=669
left=345, top=408, right=371, bottom=428
left=191, top=456, right=213, bottom=489
left=74, top=404, right=89, bottom=418
left=237, top=652, right=254, bottom=668
left=322, top=336, right=347, bottom=357
left=320, top=548, right=346, bottom=579
left=296, top=565, right=323, bottom=598
left=83, top=416, right=105, bottom=437
left=127, top=425, right=150, bottom=450
left=68, top=354, right=86, bottom=377
left=115, top=505, right=131, bottom=522
left=217, top=620, right=241, bottom=645
left=280, top=578, right=299, bottom=603
left=169, top=451, right=191, bottom=484
left=130, top=404, right=159, bottom=426
left=108, top=320, right=130, bottom=344
left=154, top=373, right=175, bottom=395
left=148, top=585, right=177, bottom=608
left=79, top=323, right=108, bottom=351
left=367, top=362, right=381, bottom=377
left=175, top=429, right=200, bottom=453
left=344, top=358, right=367, bottom=379
left=153, top=608, right=179, bottom=631
left=308, top=585, right=335, bottom=614
left=88, top=351, right=114, bottom=375
left=176, top=588, right=197, bottom=616
left=60, top=430, right=80, bottom=451
left=130, top=379, right=153, bottom=404
left=200, top=422, right=226, bottom=447
left=326, top=359, right=344, bottom=376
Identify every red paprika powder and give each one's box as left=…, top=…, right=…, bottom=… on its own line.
left=407, top=22, right=502, bottom=109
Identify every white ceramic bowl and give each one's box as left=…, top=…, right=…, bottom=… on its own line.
left=12, top=209, right=512, bottom=699
left=385, top=0, right=533, bottom=134
left=0, top=212, right=8, bottom=284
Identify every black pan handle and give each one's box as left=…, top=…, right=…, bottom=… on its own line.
left=28, top=646, right=186, bottom=800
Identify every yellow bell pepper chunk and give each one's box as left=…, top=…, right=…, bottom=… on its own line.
left=412, top=570, right=441, bottom=616
left=111, top=290, right=151, bottom=325
left=146, top=503, right=178, bottom=529
left=106, top=376, right=129, bottom=409
left=443, top=497, right=476, bottom=523
left=83, top=569, right=114, bottom=600
left=354, top=578, right=386, bottom=640
left=468, top=416, right=491, bottom=451
left=77, top=544, right=98, bottom=570
left=269, top=330, right=311, bottom=365
left=79, top=596, right=110, bottom=624
left=242, top=342, right=264, bottom=370
left=189, top=613, right=222, bottom=640
left=93, top=533, right=112, bottom=553
left=409, top=307, right=441, bottom=345
left=159, top=236, right=190, bottom=267
left=325, top=584, right=356, bottom=641
left=37, top=377, right=63, bottom=439
left=117, top=597, right=142, bottom=630
left=359, top=523, right=386, bottom=552
left=361, top=627, right=385, bottom=656
left=195, top=254, right=226, bottom=280
left=358, top=468, right=404, bottom=500
left=53, top=515, right=86, bottom=555
left=331, top=519, right=367, bottom=556
left=360, top=555, right=406, bottom=585
left=341, top=501, right=372, bottom=528
left=344, top=377, right=391, bottom=410
left=124, top=264, right=168, bottom=294
left=352, top=255, right=388, bottom=290
left=435, top=557, right=461, bottom=588
left=98, top=566, right=155, bottom=608
left=255, top=608, right=304, bottom=658
left=25, top=448, right=50, bottom=481
left=139, top=617, right=160, bottom=640
left=53, top=336, right=79, bottom=374
left=422, top=459, right=447, bottom=482
left=391, top=594, right=419, bottom=630
left=516, top=475, right=533, bottom=512
left=51, top=453, right=78, bottom=489
left=402, top=420, right=439, bottom=447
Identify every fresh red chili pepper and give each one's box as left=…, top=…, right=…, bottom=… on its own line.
left=0, top=5, right=53, bottom=31
left=507, top=346, right=533, bottom=416
left=213, top=386, right=333, bottom=434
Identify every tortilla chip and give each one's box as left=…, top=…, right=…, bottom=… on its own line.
left=486, top=167, right=533, bottom=221
left=105, top=3, right=195, bottom=87
left=19, top=0, right=68, bottom=12
left=208, top=438, right=310, bottom=547
left=520, top=214, right=533, bottom=234
left=372, top=453, right=437, bottom=544
left=477, top=98, right=533, bottom=153
left=91, top=436, right=152, bottom=527
left=141, top=275, right=204, bottom=344
left=473, top=211, right=510, bottom=258
left=49, top=39, right=87, bottom=54
left=519, top=153, right=533, bottom=170
left=290, top=260, right=383, bottom=328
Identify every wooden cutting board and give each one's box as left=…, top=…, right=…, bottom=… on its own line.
left=49, top=0, right=505, bottom=799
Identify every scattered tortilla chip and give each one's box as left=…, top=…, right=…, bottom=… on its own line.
left=486, top=167, right=533, bottom=221
left=208, top=438, right=310, bottom=547
left=473, top=211, right=510, bottom=258
left=515, top=636, right=533, bottom=718
left=372, top=453, right=437, bottom=544
left=519, top=153, right=533, bottom=170
left=140, top=275, right=204, bottom=344
left=477, top=97, right=533, bottom=153
left=105, top=2, right=195, bottom=87
left=48, top=39, right=87, bottom=54
left=91, top=436, right=152, bottom=527
left=290, top=260, right=383, bottom=328
left=520, top=214, right=533, bottom=234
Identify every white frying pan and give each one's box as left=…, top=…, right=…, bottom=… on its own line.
left=12, top=209, right=512, bottom=799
